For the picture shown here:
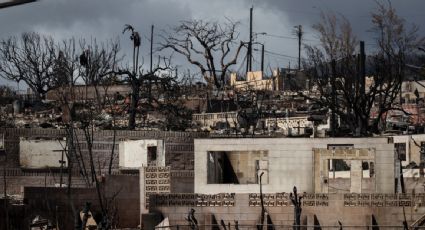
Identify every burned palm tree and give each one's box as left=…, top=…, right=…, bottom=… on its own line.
left=122, top=24, right=142, bottom=129
left=123, top=24, right=141, bottom=75
left=290, top=186, right=303, bottom=230
left=106, top=25, right=174, bottom=130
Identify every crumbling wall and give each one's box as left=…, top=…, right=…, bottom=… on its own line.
left=0, top=128, right=205, bottom=195
left=0, top=128, right=205, bottom=171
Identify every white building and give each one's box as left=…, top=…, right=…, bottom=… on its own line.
left=194, top=137, right=395, bottom=194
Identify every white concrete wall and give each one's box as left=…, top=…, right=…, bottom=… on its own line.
left=194, top=137, right=394, bottom=194
left=119, top=139, right=165, bottom=169
left=19, top=138, right=67, bottom=168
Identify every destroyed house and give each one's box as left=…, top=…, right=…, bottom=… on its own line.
left=194, top=137, right=394, bottom=194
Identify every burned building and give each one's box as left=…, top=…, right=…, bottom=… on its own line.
left=146, top=137, right=425, bottom=228
left=194, top=138, right=394, bottom=194
left=0, top=127, right=206, bottom=229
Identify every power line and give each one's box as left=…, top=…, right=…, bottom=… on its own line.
left=259, top=31, right=376, bottom=46
left=262, top=33, right=318, bottom=42
left=264, top=50, right=299, bottom=60
left=263, top=33, right=297, bottom=40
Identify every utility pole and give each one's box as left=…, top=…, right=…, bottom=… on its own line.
left=294, top=25, right=303, bottom=71
left=260, top=43, right=264, bottom=75
left=246, top=6, right=253, bottom=74
left=331, top=59, right=337, bottom=137
left=148, top=24, right=154, bottom=105
left=359, top=41, right=366, bottom=96
left=359, top=41, right=366, bottom=135
left=150, top=24, right=154, bottom=73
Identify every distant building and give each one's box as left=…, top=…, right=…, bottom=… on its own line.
left=263, top=116, right=313, bottom=135
left=230, top=70, right=283, bottom=91
left=385, top=81, right=425, bottom=127
left=402, top=80, right=425, bottom=103
left=192, top=111, right=238, bottom=130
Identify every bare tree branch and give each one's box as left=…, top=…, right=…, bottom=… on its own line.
left=160, top=20, right=244, bottom=89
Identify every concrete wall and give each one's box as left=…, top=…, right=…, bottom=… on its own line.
left=0, top=128, right=203, bottom=195
left=23, top=175, right=139, bottom=230
left=194, top=138, right=394, bottom=194
left=170, top=170, right=194, bottom=193
left=1, top=128, right=204, bottom=170
left=119, top=139, right=165, bottom=169
left=151, top=193, right=425, bottom=228
left=0, top=170, right=87, bottom=195
left=19, top=138, right=67, bottom=169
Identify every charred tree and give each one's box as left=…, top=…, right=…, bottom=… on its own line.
left=302, top=3, right=425, bottom=136
left=290, top=186, right=303, bottom=230
left=0, top=32, right=56, bottom=101
left=160, top=20, right=245, bottom=90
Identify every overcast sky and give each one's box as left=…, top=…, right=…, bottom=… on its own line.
left=1, top=0, right=425, bottom=88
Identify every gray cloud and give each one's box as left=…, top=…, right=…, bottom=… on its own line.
left=253, top=0, right=425, bottom=42
left=1, top=0, right=424, bottom=87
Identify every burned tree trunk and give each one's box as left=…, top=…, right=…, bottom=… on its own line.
left=290, top=186, right=303, bottom=230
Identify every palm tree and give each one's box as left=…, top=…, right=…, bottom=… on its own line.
left=122, top=24, right=142, bottom=129
left=123, top=24, right=141, bottom=75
